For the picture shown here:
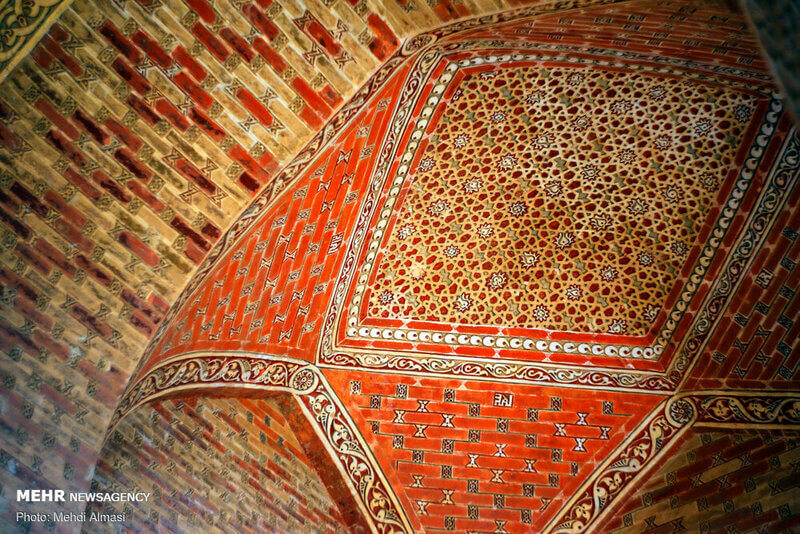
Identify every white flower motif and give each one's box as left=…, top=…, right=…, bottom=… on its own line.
left=418, top=156, right=435, bottom=172
left=601, top=266, right=618, bottom=282
left=409, top=262, right=425, bottom=280
left=566, top=284, right=582, bottom=301
left=544, top=180, right=562, bottom=197
left=582, top=164, right=600, bottom=180
left=444, top=245, right=459, bottom=258
left=555, top=232, right=575, bottom=250
left=398, top=223, right=415, bottom=239
left=654, top=134, right=672, bottom=150
left=608, top=318, right=627, bottom=334
left=526, top=90, right=545, bottom=104
left=567, top=72, right=584, bottom=86
left=701, top=172, right=718, bottom=192
left=509, top=201, right=527, bottom=217
left=481, top=71, right=498, bottom=80
left=378, top=290, right=393, bottom=304
left=643, top=305, right=658, bottom=323
left=589, top=213, right=612, bottom=230
left=671, top=241, right=688, bottom=257
left=662, top=186, right=683, bottom=203
left=491, top=111, right=506, bottom=124
left=477, top=223, right=494, bottom=239
left=427, top=199, right=450, bottom=216
left=454, top=134, right=470, bottom=148
left=532, top=134, right=553, bottom=150
left=734, top=104, right=752, bottom=122
left=572, top=114, right=591, bottom=131
left=488, top=272, right=507, bottom=289
left=611, top=99, right=632, bottom=114
left=520, top=252, right=539, bottom=269
left=638, top=252, right=654, bottom=266
left=694, top=118, right=713, bottom=136
left=463, top=177, right=483, bottom=193
left=617, top=148, right=636, bottom=164
left=648, top=86, right=666, bottom=101
left=498, top=154, right=517, bottom=170
left=626, top=198, right=648, bottom=215
left=455, top=293, right=472, bottom=312
left=533, top=305, right=549, bottom=322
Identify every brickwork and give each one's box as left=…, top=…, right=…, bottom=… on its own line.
left=683, top=168, right=800, bottom=390
left=0, top=0, right=543, bottom=527
left=86, top=396, right=347, bottom=534
left=0, top=0, right=798, bottom=533
left=601, top=429, right=800, bottom=534
left=323, top=368, right=662, bottom=533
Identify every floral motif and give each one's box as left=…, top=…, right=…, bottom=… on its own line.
left=694, top=118, right=713, bottom=136
left=626, top=198, right=648, bottom=215
left=491, top=110, right=506, bottom=123
left=463, top=177, right=483, bottom=193
left=398, top=223, right=416, bottom=239
left=617, top=148, right=636, bottom=164
left=567, top=72, right=584, bottom=86
left=427, top=199, right=450, bottom=216
left=369, top=63, right=758, bottom=336
left=520, top=252, right=539, bottom=269
left=601, top=266, right=618, bottom=282
left=554, top=232, right=575, bottom=249
left=454, top=293, right=472, bottom=312
left=643, top=304, right=659, bottom=323
left=734, top=104, right=752, bottom=122
left=509, top=201, right=527, bottom=216
left=453, top=134, right=470, bottom=148
left=418, top=156, right=435, bottom=172
left=532, top=304, right=549, bottom=322
left=544, top=180, right=563, bottom=197
left=661, top=186, right=683, bottom=203
left=648, top=86, right=666, bottom=100
left=589, top=213, right=612, bottom=231
left=611, top=99, right=632, bottom=114
left=566, top=284, right=582, bottom=301
left=498, top=154, right=517, bottom=169
left=526, top=90, right=545, bottom=104
left=378, top=290, right=394, bottom=304
left=532, top=133, right=552, bottom=150
left=608, top=318, right=627, bottom=334
left=701, top=172, right=719, bottom=192
left=671, top=241, right=688, bottom=257
left=654, top=134, right=672, bottom=150
left=488, top=272, right=507, bottom=289
left=572, top=114, right=591, bottom=131
left=581, top=164, right=600, bottom=180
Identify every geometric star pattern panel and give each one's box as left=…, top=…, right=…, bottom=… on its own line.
left=368, top=65, right=760, bottom=337
left=0, top=0, right=547, bottom=528
left=324, top=368, right=662, bottom=534
left=599, top=429, right=800, bottom=534
left=1, top=0, right=799, bottom=533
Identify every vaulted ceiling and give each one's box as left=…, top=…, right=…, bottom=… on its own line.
left=1, top=0, right=799, bottom=532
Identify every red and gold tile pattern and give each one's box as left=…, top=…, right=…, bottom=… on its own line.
left=367, top=65, right=760, bottom=337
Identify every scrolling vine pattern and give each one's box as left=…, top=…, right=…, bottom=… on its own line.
left=112, top=354, right=411, bottom=534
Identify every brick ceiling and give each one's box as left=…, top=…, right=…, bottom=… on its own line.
left=1, top=0, right=800, bottom=532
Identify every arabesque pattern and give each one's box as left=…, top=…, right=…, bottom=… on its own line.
left=368, top=65, right=759, bottom=336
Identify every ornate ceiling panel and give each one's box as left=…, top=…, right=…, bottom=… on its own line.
left=2, top=0, right=800, bottom=532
